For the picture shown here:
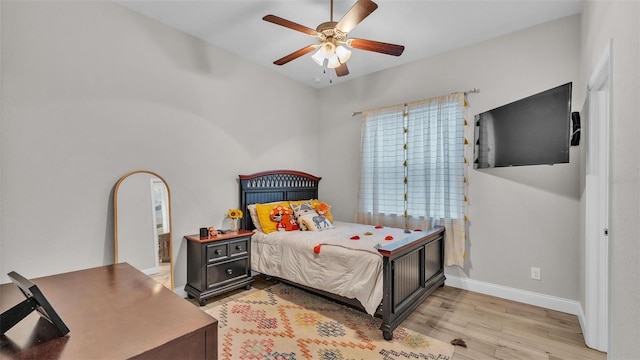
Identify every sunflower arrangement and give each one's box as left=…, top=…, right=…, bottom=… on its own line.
left=227, top=209, right=243, bottom=219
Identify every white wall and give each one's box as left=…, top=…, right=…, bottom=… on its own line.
left=318, top=15, right=582, bottom=300
left=0, top=1, right=320, bottom=287
left=580, top=1, right=640, bottom=358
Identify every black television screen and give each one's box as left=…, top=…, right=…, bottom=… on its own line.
left=474, top=82, right=572, bottom=169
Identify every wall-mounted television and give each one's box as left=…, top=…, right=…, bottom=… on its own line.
left=474, top=82, right=572, bottom=169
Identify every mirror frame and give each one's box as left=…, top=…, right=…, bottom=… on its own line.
left=114, top=170, right=174, bottom=290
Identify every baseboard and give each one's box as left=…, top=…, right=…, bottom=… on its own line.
left=445, top=275, right=582, bottom=316
left=174, top=286, right=187, bottom=299
left=576, top=303, right=587, bottom=339
left=140, top=267, right=157, bottom=276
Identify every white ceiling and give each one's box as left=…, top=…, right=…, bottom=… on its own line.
left=116, top=0, right=583, bottom=89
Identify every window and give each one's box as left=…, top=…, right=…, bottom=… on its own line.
left=356, top=93, right=466, bottom=226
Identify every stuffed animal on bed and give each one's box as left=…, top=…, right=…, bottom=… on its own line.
left=269, top=205, right=299, bottom=231
left=314, top=202, right=333, bottom=222
left=308, top=202, right=333, bottom=230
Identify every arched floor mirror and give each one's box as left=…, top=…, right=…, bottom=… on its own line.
left=114, top=170, right=174, bottom=290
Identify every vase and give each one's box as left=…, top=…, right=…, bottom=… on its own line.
left=230, top=218, right=239, bottom=232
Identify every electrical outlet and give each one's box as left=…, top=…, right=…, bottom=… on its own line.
left=531, top=267, right=541, bottom=280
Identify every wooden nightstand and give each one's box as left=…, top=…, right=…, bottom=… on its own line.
left=184, top=229, right=255, bottom=306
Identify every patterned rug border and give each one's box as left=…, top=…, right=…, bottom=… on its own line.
left=206, top=283, right=455, bottom=360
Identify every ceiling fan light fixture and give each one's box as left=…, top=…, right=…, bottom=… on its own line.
left=324, top=42, right=336, bottom=55
left=311, top=50, right=326, bottom=66
left=327, top=54, right=341, bottom=69
left=312, top=42, right=337, bottom=66
left=263, top=0, right=404, bottom=78
left=335, top=45, right=351, bottom=63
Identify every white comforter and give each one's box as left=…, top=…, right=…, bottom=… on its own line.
left=251, top=221, right=413, bottom=315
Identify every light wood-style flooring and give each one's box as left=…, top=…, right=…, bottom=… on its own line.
left=149, top=262, right=171, bottom=289
left=188, top=275, right=606, bottom=360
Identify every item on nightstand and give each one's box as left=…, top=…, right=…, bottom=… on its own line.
left=207, top=227, right=217, bottom=238
left=227, top=209, right=243, bottom=232
left=199, top=228, right=208, bottom=239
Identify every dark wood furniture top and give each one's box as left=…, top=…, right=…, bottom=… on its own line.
left=184, top=229, right=253, bottom=243
left=376, top=226, right=445, bottom=257
left=0, top=263, right=217, bottom=360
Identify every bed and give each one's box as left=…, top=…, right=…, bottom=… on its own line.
left=239, top=170, right=445, bottom=340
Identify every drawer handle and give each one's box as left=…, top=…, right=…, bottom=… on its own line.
left=226, top=268, right=233, bottom=275
left=236, top=245, right=243, bottom=251
left=215, top=249, right=222, bottom=255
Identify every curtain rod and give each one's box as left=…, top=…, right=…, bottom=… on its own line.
left=351, top=88, right=480, bottom=116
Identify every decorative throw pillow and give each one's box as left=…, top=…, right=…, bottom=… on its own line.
left=288, top=199, right=316, bottom=207
left=289, top=200, right=316, bottom=216
left=289, top=201, right=317, bottom=230
left=297, top=212, right=334, bottom=232
left=255, top=201, right=289, bottom=234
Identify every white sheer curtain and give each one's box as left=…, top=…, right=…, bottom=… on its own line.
left=356, top=93, right=467, bottom=266
left=356, top=103, right=406, bottom=227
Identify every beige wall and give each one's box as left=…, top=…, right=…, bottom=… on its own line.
left=581, top=1, right=640, bottom=358
left=318, top=15, right=583, bottom=300
left=0, top=1, right=319, bottom=286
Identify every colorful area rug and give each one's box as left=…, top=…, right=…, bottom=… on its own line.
left=206, top=283, right=454, bottom=360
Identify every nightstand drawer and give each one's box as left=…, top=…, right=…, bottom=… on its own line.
left=207, top=258, right=248, bottom=289
left=206, top=243, right=228, bottom=262
left=229, top=239, right=248, bottom=256
left=184, top=230, right=254, bottom=306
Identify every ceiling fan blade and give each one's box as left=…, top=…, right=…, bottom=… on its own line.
left=335, top=63, right=349, bottom=77
left=347, top=38, right=405, bottom=56
left=263, top=15, right=318, bottom=36
left=273, top=45, right=319, bottom=65
left=336, top=0, right=378, bottom=33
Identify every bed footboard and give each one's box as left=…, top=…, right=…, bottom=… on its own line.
left=377, top=226, right=446, bottom=340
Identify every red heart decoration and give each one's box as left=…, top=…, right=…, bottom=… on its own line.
left=385, top=235, right=394, bottom=241
left=350, top=235, right=360, bottom=240
left=414, top=229, right=422, bottom=232
left=313, top=245, right=321, bottom=254
left=374, top=225, right=384, bottom=229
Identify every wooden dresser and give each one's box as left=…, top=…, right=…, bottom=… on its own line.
left=185, top=230, right=254, bottom=306
left=0, top=263, right=217, bottom=360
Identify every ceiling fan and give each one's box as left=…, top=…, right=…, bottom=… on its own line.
left=263, top=0, right=405, bottom=78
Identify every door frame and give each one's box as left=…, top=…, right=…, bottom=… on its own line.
left=584, top=39, right=612, bottom=353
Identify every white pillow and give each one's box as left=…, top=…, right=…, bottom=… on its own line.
left=289, top=201, right=316, bottom=230
left=247, top=204, right=262, bottom=232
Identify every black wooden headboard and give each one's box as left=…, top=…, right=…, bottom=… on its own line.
left=238, top=170, right=321, bottom=231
